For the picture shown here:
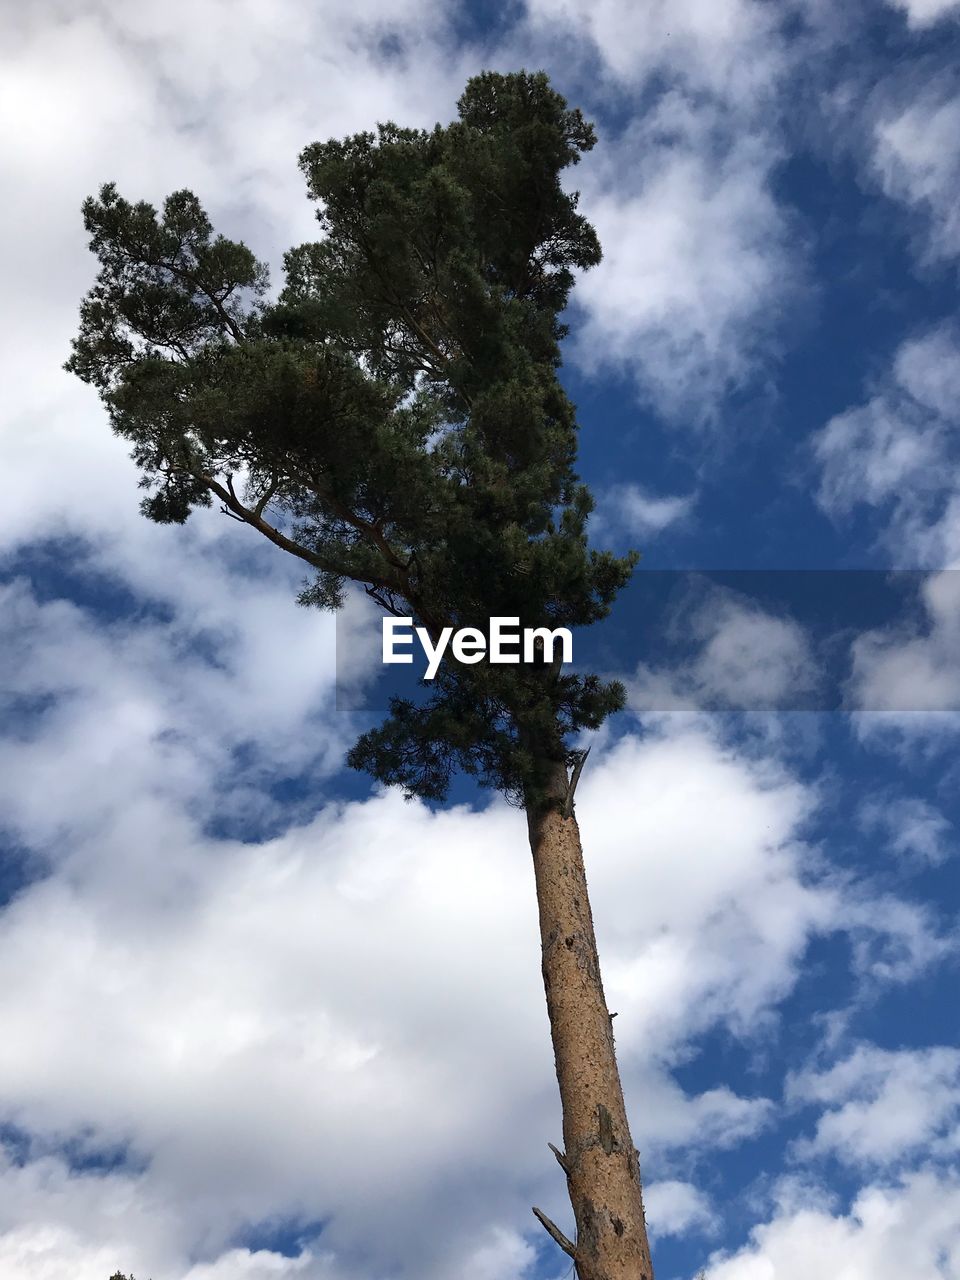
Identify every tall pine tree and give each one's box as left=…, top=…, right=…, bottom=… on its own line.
left=69, top=71, right=654, bottom=1280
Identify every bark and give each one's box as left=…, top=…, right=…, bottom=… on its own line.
left=527, top=758, right=654, bottom=1280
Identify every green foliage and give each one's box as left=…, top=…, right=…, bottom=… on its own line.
left=67, top=70, right=637, bottom=807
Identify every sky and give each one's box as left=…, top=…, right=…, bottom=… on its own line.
left=2, top=1, right=960, bottom=1278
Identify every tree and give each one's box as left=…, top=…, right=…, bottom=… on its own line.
left=68, top=70, right=653, bottom=1280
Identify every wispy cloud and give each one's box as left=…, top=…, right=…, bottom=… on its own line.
left=859, top=795, right=955, bottom=867
left=873, top=86, right=960, bottom=265
left=627, top=582, right=820, bottom=713
left=815, top=326, right=960, bottom=567
left=593, top=482, right=696, bottom=542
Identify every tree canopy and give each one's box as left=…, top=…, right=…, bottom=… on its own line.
left=68, top=70, right=636, bottom=806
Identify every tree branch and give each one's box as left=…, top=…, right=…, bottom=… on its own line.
left=531, top=1207, right=578, bottom=1260
left=365, top=584, right=407, bottom=618
left=201, top=472, right=401, bottom=598
left=253, top=479, right=279, bottom=519
left=562, top=747, right=590, bottom=818
left=113, top=243, right=248, bottom=344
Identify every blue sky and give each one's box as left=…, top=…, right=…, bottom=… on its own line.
left=2, top=1, right=960, bottom=1278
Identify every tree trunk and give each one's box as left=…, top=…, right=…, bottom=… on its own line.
left=526, top=758, right=654, bottom=1280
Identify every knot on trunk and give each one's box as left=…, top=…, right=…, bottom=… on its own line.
left=597, top=1102, right=618, bottom=1155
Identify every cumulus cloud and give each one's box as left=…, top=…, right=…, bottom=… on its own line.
left=0, top=1147, right=350, bottom=1280
left=0, top=789, right=558, bottom=1278
left=788, top=1044, right=960, bottom=1167
left=573, top=94, right=800, bottom=422
left=644, top=1179, right=717, bottom=1239
left=0, top=557, right=351, bottom=856
left=0, top=626, right=946, bottom=1278
left=707, top=1171, right=960, bottom=1279
left=578, top=729, right=945, bottom=1050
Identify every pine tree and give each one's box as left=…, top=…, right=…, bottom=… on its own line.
left=69, top=70, right=653, bottom=1280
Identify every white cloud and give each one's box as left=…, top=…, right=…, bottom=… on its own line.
left=525, top=0, right=785, bottom=105
left=453, top=1228, right=540, bottom=1280
left=707, top=1171, right=960, bottom=1279
left=845, top=572, right=960, bottom=738
left=894, top=325, right=960, bottom=418
left=0, top=561, right=350, bottom=859
left=815, top=326, right=960, bottom=567
left=593, top=483, right=696, bottom=541
left=573, top=95, right=800, bottom=422
left=874, top=89, right=960, bottom=265
left=0, top=789, right=557, bottom=1278
left=886, top=0, right=960, bottom=29
left=793, top=8, right=960, bottom=285
left=0, top=1149, right=340, bottom=1280
left=0, top=1147, right=541, bottom=1280
left=644, top=1178, right=717, bottom=1239
left=788, top=1044, right=960, bottom=1167
left=859, top=795, right=954, bottom=866
left=628, top=583, right=819, bottom=713
left=579, top=728, right=946, bottom=1046
left=511, top=0, right=805, bottom=423
left=0, top=642, right=945, bottom=1277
